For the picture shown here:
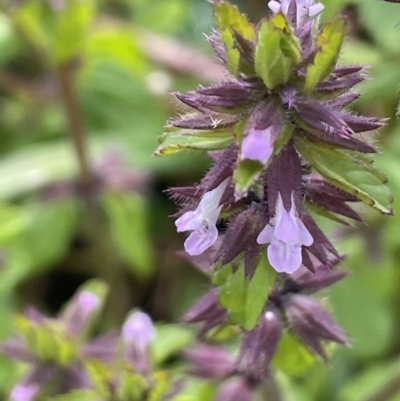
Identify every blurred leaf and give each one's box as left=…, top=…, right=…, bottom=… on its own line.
left=273, top=331, right=316, bottom=376
left=0, top=204, right=27, bottom=244
left=304, top=18, right=346, bottom=92
left=15, top=315, right=77, bottom=365
left=102, top=191, right=155, bottom=279
left=16, top=0, right=96, bottom=65
left=85, top=359, right=113, bottom=399
left=148, top=371, right=171, bottom=401
left=47, top=389, right=100, bottom=401
left=84, top=26, right=148, bottom=77
left=21, top=199, right=78, bottom=271
left=340, top=358, right=400, bottom=401
left=129, top=0, right=189, bottom=34
left=117, top=371, right=147, bottom=401
left=152, top=324, right=194, bottom=365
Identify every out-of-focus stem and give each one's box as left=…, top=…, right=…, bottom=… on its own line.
left=362, top=370, right=400, bottom=401
left=56, top=61, right=92, bottom=188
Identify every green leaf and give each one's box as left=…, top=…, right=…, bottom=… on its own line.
left=15, top=0, right=96, bottom=65
left=219, top=265, right=247, bottom=325
left=0, top=204, right=26, bottom=244
left=244, top=254, right=277, bottom=330
left=295, top=136, right=393, bottom=214
left=117, top=371, right=147, bottom=401
left=273, top=331, right=316, bottom=376
left=219, top=256, right=276, bottom=330
left=149, top=371, right=172, bottom=401
left=214, top=2, right=256, bottom=41
left=152, top=324, right=194, bottom=365
left=85, top=359, right=113, bottom=399
left=234, top=159, right=264, bottom=195
left=102, top=191, right=155, bottom=279
left=304, top=18, right=346, bottom=93
left=220, top=29, right=241, bottom=76
left=15, top=316, right=77, bottom=365
left=155, top=129, right=235, bottom=156
left=255, top=14, right=294, bottom=89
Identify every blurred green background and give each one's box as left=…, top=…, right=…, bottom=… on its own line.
left=0, top=0, right=400, bottom=400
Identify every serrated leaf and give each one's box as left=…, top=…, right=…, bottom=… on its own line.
left=304, top=18, right=346, bottom=92
left=102, top=191, right=155, bottom=279
left=255, top=14, right=293, bottom=89
left=214, top=1, right=256, bottom=41
left=295, top=137, right=393, bottom=214
left=244, top=254, right=277, bottom=330
left=220, top=29, right=240, bottom=76
left=155, top=129, right=235, bottom=156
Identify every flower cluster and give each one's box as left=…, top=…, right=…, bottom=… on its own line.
left=184, top=262, right=349, bottom=399
left=160, top=0, right=391, bottom=275
left=157, top=0, right=393, bottom=399
left=1, top=281, right=176, bottom=401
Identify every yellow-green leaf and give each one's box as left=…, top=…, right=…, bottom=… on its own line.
left=295, top=136, right=393, bottom=214
left=155, top=129, right=235, bottom=156
left=304, top=18, right=346, bottom=92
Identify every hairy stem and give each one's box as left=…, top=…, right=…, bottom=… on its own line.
left=56, top=61, right=92, bottom=188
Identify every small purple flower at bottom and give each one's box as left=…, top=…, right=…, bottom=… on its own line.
left=175, top=179, right=229, bottom=256
left=241, top=128, right=275, bottom=165
left=257, top=193, right=313, bottom=274
left=122, top=311, right=155, bottom=374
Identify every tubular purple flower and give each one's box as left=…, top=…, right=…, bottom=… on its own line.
left=175, top=178, right=229, bottom=255
left=268, top=0, right=324, bottom=28
left=62, top=291, right=100, bottom=337
left=241, top=128, right=275, bottom=164
left=257, top=193, right=313, bottom=273
left=122, top=311, right=155, bottom=374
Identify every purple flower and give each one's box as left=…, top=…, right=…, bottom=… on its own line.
left=268, top=0, right=324, bottom=27
left=122, top=311, right=155, bottom=374
left=257, top=193, right=313, bottom=273
left=241, top=128, right=275, bottom=164
left=175, top=178, right=229, bottom=255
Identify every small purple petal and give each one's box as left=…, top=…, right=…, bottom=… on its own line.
left=122, top=311, right=155, bottom=373
left=184, top=219, right=219, bottom=256
left=297, top=219, right=313, bottom=246
left=175, top=210, right=201, bottom=232
left=256, top=224, right=275, bottom=245
left=268, top=242, right=302, bottom=274
left=241, top=128, right=274, bottom=164
left=274, top=209, right=299, bottom=243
